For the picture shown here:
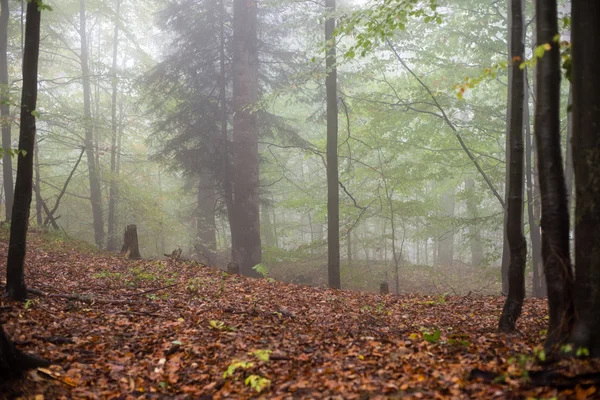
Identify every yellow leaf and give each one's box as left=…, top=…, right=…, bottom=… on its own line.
left=543, top=43, right=552, bottom=51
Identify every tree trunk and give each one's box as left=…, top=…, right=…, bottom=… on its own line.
left=325, top=0, right=340, bottom=289
left=34, top=140, right=42, bottom=226
left=196, top=170, right=217, bottom=259
left=535, top=0, right=574, bottom=352
left=121, top=224, right=141, bottom=259
left=0, top=320, right=49, bottom=378
left=465, top=177, right=483, bottom=266
left=79, top=0, right=105, bottom=248
left=6, top=0, right=41, bottom=301
left=106, top=0, right=121, bottom=251
left=525, top=74, right=543, bottom=298
left=232, top=0, right=261, bottom=278
left=0, top=0, right=13, bottom=222
left=499, top=0, right=527, bottom=333
left=570, top=0, right=600, bottom=357
left=438, top=185, right=455, bottom=266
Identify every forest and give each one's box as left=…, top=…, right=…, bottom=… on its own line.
left=0, top=0, right=599, bottom=398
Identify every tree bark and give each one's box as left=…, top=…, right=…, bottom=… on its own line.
left=465, top=177, right=483, bottom=266
left=34, top=140, right=42, bottom=226
left=106, top=0, right=121, bottom=251
left=525, top=74, right=543, bottom=298
left=232, top=0, right=261, bottom=277
left=570, top=0, right=600, bottom=357
left=535, top=0, right=574, bottom=352
left=325, top=0, right=340, bottom=289
left=6, top=0, right=41, bottom=301
left=499, top=0, right=527, bottom=333
left=0, top=320, right=49, bottom=378
left=0, top=0, right=13, bottom=222
left=79, top=0, right=105, bottom=248
left=196, top=170, right=217, bottom=260
left=121, top=224, right=141, bottom=259
left=438, top=185, right=455, bottom=266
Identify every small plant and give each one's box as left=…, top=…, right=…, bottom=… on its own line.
left=186, top=277, right=203, bottom=294
left=252, top=263, right=269, bottom=278
left=250, top=349, right=272, bottom=362
left=423, top=329, right=441, bottom=344
left=223, top=360, right=254, bottom=378
left=245, top=374, right=271, bottom=393
left=24, top=299, right=34, bottom=310
left=209, top=320, right=235, bottom=331
left=94, top=270, right=123, bottom=279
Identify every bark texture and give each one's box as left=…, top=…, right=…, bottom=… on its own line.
left=0, top=0, right=13, bottom=221
left=107, top=0, right=121, bottom=251
left=232, top=0, right=261, bottom=278
left=325, top=0, right=340, bottom=289
left=499, top=0, right=527, bottom=333
left=121, top=224, right=141, bottom=259
left=5, top=0, right=41, bottom=301
left=570, top=0, right=600, bottom=357
left=79, top=0, right=105, bottom=248
left=535, top=0, right=574, bottom=351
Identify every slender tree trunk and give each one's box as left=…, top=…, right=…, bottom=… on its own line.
left=347, top=226, right=352, bottom=267
left=438, top=185, right=455, bottom=266
left=34, top=141, right=42, bottom=226
left=535, top=0, right=574, bottom=352
left=106, top=0, right=121, bottom=251
left=79, top=0, right=105, bottom=248
left=325, top=0, right=340, bottom=289
left=499, top=0, right=527, bottom=333
left=565, top=87, right=574, bottom=219
left=525, top=74, right=543, bottom=298
left=0, top=0, right=13, bottom=222
left=196, top=169, right=217, bottom=256
left=232, top=0, right=261, bottom=277
left=570, top=0, right=600, bottom=357
left=465, top=177, right=484, bottom=266
left=6, top=0, right=41, bottom=301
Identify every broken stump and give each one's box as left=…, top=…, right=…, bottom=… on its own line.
left=121, top=224, right=142, bottom=259
left=380, top=281, right=389, bottom=295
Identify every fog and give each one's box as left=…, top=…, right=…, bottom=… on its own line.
left=1, top=0, right=570, bottom=297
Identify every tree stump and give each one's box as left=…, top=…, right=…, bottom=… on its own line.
left=380, top=281, right=389, bottom=295
left=227, top=262, right=239, bottom=274
left=121, top=224, right=141, bottom=259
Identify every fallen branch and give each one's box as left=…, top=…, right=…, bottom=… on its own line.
left=122, top=283, right=179, bottom=297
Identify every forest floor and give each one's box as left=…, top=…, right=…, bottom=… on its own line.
left=1, top=230, right=599, bottom=399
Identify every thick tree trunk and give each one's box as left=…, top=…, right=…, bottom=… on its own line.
left=499, top=0, right=527, bottom=333
left=6, top=0, right=41, bottom=301
left=525, top=75, right=543, bottom=298
left=570, top=0, right=600, bottom=357
left=232, top=0, right=261, bottom=277
left=121, top=224, right=141, bottom=259
left=465, top=177, right=483, bottom=266
left=106, top=0, right=121, bottom=251
left=79, top=0, right=105, bottom=248
left=535, top=0, right=574, bottom=352
left=325, top=0, right=340, bottom=289
left=0, top=0, right=13, bottom=222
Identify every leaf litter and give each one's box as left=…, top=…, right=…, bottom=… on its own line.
left=0, top=231, right=599, bottom=399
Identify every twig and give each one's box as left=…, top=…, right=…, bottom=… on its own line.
left=122, top=283, right=179, bottom=297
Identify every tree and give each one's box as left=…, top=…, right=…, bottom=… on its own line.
left=79, top=0, right=105, bottom=248
left=534, top=0, right=573, bottom=351
left=5, top=0, right=43, bottom=301
left=0, top=0, right=13, bottom=221
left=106, top=0, right=121, bottom=251
left=325, top=0, right=340, bottom=289
left=499, top=0, right=527, bottom=333
left=232, top=0, right=261, bottom=277
left=569, top=0, right=600, bottom=357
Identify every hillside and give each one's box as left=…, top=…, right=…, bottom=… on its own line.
left=0, top=230, right=597, bottom=399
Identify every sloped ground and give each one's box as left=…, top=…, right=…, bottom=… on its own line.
left=0, top=231, right=598, bottom=399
